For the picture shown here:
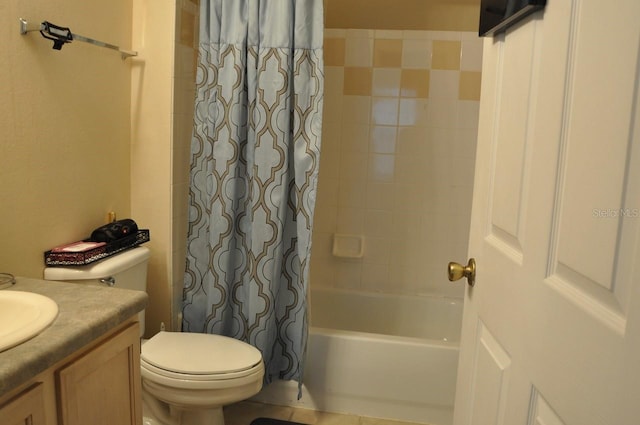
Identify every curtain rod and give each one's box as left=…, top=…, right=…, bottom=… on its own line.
left=19, top=18, right=137, bottom=59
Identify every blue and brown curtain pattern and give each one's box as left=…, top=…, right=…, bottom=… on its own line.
left=182, top=0, right=324, bottom=387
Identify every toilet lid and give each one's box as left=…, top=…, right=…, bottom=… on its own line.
left=141, top=331, right=262, bottom=375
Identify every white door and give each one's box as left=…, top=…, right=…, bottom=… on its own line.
left=452, top=1, right=640, bottom=424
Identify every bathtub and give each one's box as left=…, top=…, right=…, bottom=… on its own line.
left=253, top=288, right=463, bottom=425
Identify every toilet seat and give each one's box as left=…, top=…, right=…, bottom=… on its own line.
left=141, top=331, right=263, bottom=387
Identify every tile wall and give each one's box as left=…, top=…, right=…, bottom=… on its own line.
left=311, top=29, right=482, bottom=297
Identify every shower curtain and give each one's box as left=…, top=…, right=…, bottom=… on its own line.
left=182, top=0, right=324, bottom=388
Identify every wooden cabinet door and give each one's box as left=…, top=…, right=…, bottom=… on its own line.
left=57, top=323, right=142, bottom=425
left=0, top=383, right=47, bottom=425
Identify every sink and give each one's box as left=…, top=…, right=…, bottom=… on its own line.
left=0, top=291, right=59, bottom=353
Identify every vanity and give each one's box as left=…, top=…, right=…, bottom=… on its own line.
left=0, top=277, right=147, bottom=425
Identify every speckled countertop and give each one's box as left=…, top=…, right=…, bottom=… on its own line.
left=0, top=277, right=147, bottom=397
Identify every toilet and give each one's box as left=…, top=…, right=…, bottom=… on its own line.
left=44, top=247, right=264, bottom=425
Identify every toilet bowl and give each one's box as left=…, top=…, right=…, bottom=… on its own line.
left=140, top=331, right=264, bottom=425
left=44, top=247, right=264, bottom=425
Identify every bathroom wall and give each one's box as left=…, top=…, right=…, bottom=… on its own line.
left=130, top=0, right=174, bottom=335
left=130, top=0, right=198, bottom=335
left=311, top=4, right=482, bottom=297
left=0, top=0, right=188, bottom=336
left=325, top=0, right=479, bottom=32
left=0, top=0, right=132, bottom=276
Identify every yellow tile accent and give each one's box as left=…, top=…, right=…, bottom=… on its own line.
left=373, top=39, right=403, bottom=68
left=400, top=69, right=430, bottom=98
left=344, top=67, right=373, bottom=96
left=432, top=40, right=461, bottom=70
left=459, top=71, right=482, bottom=101
left=324, top=38, right=346, bottom=66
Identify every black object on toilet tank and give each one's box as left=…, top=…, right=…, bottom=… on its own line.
left=89, top=219, right=139, bottom=243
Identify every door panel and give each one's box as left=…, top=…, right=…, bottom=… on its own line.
left=490, top=23, right=536, bottom=258
left=454, top=0, right=640, bottom=424
left=468, top=323, right=511, bottom=425
left=528, top=392, right=565, bottom=425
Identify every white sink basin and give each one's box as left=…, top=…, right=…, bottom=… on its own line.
left=0, top=291, right=59, bottom=353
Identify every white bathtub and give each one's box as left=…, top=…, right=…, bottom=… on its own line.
left=253, top=288, right=463, bottom=425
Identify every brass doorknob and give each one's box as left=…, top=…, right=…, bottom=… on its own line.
left=448, top=258, right=476, bottom=287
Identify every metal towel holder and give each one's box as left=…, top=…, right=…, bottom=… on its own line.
left=19, top=18, right=137, bottom=59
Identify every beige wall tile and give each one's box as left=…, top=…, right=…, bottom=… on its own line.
left=325, top=67, right=345, bottom=95
left=313, top=28, right=481, bottom=299
left=345, top=37, right=374, bottom=67
left=361, top=263, right=391, bottom=291
left=323, top=91, right=344, bottom=124
left=391, top=212, right=422, bottom=238
left=370, top=126, right=397, bottom=154
left=459, top=71, right=482, bottom=101
left=314, top=203, right=338, bottom=233
left=324, top=38, right=346, bottom=66
left=372, top=68, right=401, bottom=97
left=371, top=97, right=399, bottom=125
left=399, top=98, right=429, bottom=126
left=340, top=152, right=368, bottom=183
left=461, top=38, right=484, bottom=71
left=341, top=124, right=370, bottom=153
left=342, top=96, right=372, bottom=124
left=364, top=209, right=394, bottom=238
left=368, top=153, right=396, bottom=183
left=363, top=237, right=392, bottom=264
left=429, top=70, right=460, bottom=99
left=401, top=69, right=430, bottom=98
left=432, top=40, right=462, bottom=70
left=316, top=177, right=339, bottom=208
left=337, top=207, right=365, bottom=234
left=374, top=39, right=403, bottom=68
left=335, top=260, right=363, bottom=289
left=401, top=39, right=432, bottom=69
left=366, top=183, right=396, bottom=210
left=311, top=232, right=335, bottom=260
left=338, top=179, right=367, bottom=208
left=344, top=67, right=373, bottom=96
left=397, top=126, right=428, bottom=156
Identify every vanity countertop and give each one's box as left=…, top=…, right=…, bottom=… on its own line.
left=0, top=276, right=147, bottom=397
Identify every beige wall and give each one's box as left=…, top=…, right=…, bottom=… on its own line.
left=325, top=0, right=480, bottom=32
left=130, top=0, right=175, bottom=336
left=0, top=0, right=185, bottom=337
left=312, top=28, right=481, bottom=297
left=130, top=0, right=197, bottom=336
left=0, top=0, right=132, bottom=277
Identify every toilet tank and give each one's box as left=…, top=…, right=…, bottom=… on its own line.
left=44, top=247, right=151, bottom=335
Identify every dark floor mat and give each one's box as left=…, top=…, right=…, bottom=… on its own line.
left=250, top=418, right=306, bottom=425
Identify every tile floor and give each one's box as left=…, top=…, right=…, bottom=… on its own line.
left=224, top=401, right=427, bottom=425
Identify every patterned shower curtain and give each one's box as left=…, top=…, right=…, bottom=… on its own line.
left=182, top=0, right=323, bottom=388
